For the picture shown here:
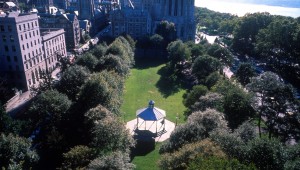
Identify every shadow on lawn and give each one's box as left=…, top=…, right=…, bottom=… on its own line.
left=134, top=57, right=167, bottom=70
left=156, top=66, right=183, bottom=98
left=130, top=134, right=156, bottom=159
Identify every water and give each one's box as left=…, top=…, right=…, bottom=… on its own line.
left=195, top=0, right=300, bottom=18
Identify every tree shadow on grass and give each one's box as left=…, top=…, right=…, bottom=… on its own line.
left=156, top=65, right=182, bottom=98
left=134, top=57, right=167, bottom=70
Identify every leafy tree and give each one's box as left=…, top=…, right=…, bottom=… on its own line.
left=88, top=151, right=135, bottom=170
left=91, top=43, right=108, bottom=59
left=86, top=106, right=134, bottom=153
left=223, top=87, right=255, bottom=129
left=232, top=12, right=273, bottom=54
left=188, top=156, right=256, bottom=170
left=57, top=65, right=90, bottom=101
left=235, top=62, right=257, bottom=86
left=30, top=70, right=54, bottom=96
left=97, top=54, right=130, bottom=77
left=150, top=34, right=164, bottom=49
left=244, top=138, right=286, bottom=170
left=192, top=55, right=222, bottom=81
left=185, top=42, right=205, bottom=60
left=183, top=85, right=208, bottom=108
left=247, top=72, right=299, bottom=139
left=0, top=102, right=23, bottom=135
left=0, top=133, right=39, bottom=169
left=160, top=109, right=228, bottom=153
left=155, top=20, right=177, bottom=43
left=205, top=71, right=222, bottom=89
left=27, top=90, right=72, bottom=154
left=285, top=143, right=300, bottom=170
left=207, top=44, right=233, bottom=66
left=233, top=121, right=257, bottom=143
left=159, top=139, right=226, bottom=170
left=167, top=40, right=191, bottom=68
left=190, top=92, right=224, bottom=114
left=76, top=53, right=98, bottom=71
left=61, top=145, right=97, bottom=170
left=78, top=71, right=123, bottom=114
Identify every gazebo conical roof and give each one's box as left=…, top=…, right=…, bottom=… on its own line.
left=136, top=100, right=166, bottom=121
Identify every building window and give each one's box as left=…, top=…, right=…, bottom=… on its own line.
left=20, top=35, right=23, bottom=40
left=2, top=35, right=6, bottom=42
left=26, top=64, right=28, bottom=70
left=7, top=56, right=11, bottom=62
left=29, top=32, right=31, bottom=38
left=12, top=46, right=16, bottom=52
left=14, top=56, right=18, bottom=62
left=36, top=30, right=39, bottom=35
left=24, top=54, right=27, bottom=60
left=22, top=45, right=25, bottom=50
left=35, top=21, right=37, bottom=26
left=0, top=25, right=4, bottom=31
left=25, top=33, right=27, bottom=39
left=19, top=25, right=21, bottom=31
left=16, top=65, right=20, bottom=71
left=23, top=24, right=25, bottom=30
left=8, top=25, right=12, bottom=32
left=27, top=23, right=30, bottom=29
left=27, top=43, right=29, bottom=48
left=31, top=22, right=34, bottom=28
left=5, top=46, right=8, bottom=52
left=10, top=35, right=14, bottom=42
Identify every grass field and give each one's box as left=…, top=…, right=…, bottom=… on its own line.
left=121, top=58, right=187, bottom=169
left=121, top=58, right=187, bottom=124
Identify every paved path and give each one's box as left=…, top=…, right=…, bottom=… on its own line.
left=126, top=119, right=175, bottom=142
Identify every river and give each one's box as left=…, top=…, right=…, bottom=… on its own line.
left=195, top=0, right=300, bottom=18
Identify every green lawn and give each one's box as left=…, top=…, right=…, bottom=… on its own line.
left=121, top=58, right=187, bottom=169
left=121, top=58, right=186, bottom=124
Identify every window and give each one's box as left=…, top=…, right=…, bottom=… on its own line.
left=24, top=54, right=27, bottom=60
left=10, top=35, right=14, bottom=42
left=35, top=21, right=37, bottom=26
left=31, top=22, right=34, bottom=28
left=25, top=33, right=27, bottom=39
left=7, top=56, right=11, bottom=62
left=5, top=46, right=8, bottom=52
left=26, top=64, right=28, bottom=70
left=12, top=46, right=16, bottom=52
left=0, top=25, right=4, bottom=31
left=23, top=24, right=25, bottom=30
left=29, top=32, right=31, bottom=38
left=19, top=25, right=21, bottom=31
left=16, top=65, right=19, bottom=71
left=2, top=35, right=6, bottom=42
left=22, top=45, right=25, bottom=50
left=14, top=56, right=18, bottom=62
left=36, top=30, right=39, bottom=35
left=27, top=43, right=29, bottom=48
left=8, top=25, right=12, bottom=32
left=20, top=35, right=23, bottom=40
left=27, top=23, right=30, bottom=29
left=31, top=42, right=33, bottom=47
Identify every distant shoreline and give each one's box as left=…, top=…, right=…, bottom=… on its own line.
left=195, top=0, right=300, bottom=18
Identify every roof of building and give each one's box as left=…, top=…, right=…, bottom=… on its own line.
left=136, top=101, right=166, bottom=121
left=5, top=2, right=16, bottom=7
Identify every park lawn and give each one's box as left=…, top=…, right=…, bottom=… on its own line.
left=121, top=58, right=186, bottom=124
left=121, top=58, right=187, bottom=169
left=132, top=143, right=162, bottom=170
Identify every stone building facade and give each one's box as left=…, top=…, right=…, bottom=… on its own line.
left=39, top=13, right=80, bottom=50
left=0, top=12, right=66, bottom=91
left=111, top=0, right=195, bottom=41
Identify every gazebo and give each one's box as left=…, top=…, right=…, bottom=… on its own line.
left=136, top=100, right=166, bottom=134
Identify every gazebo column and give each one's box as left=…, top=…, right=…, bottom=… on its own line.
left=136, top=117, right=139, bottom=130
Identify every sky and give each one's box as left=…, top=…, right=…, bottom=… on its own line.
left=195, top=0, right=300, bottom=18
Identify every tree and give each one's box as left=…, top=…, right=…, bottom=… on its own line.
left=190, top=92, right=224, bottom=114
left=160, top=109, right=228, bottom=153
left=235, top=63, right=257, bottom=86
left=247, top=72, right=299, bottom=140
left=57, top=65, right=90, bottom=101
left=97, top=54, right=130, bottom=77
left=155, top=20, right=177, bottom=44
left=30, top=69, right=54, bottom=96
left=91, top=43, right=108, bottom=59
left=78, top=71, right=123, bottom=114
left=159, top=139, right=226, bottom=170
left=0, top=76, right=14, bottom=103
left=27, top=90, right=72, bottom=154
left=167, top=40, right=191, bottom=68
left=88, top=151, right=135, bottom=170
left=207, top=44, right=233, bottom=66
left=223, top=87, right=255, bottom=129
left=0, top=133, right=39, bottom=169
left=192, top=55, right=222, bottom=81
left=150, top=34, right=164, bottom=49
left=61, top=145, right=97, bottom=170
left=183, top=85, right=208, bottom=108
left=76, top=53, right=98, bottom=71
left=205, top=71, right=222, bottom=89
left=0, top=102, right=23, bottom=135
